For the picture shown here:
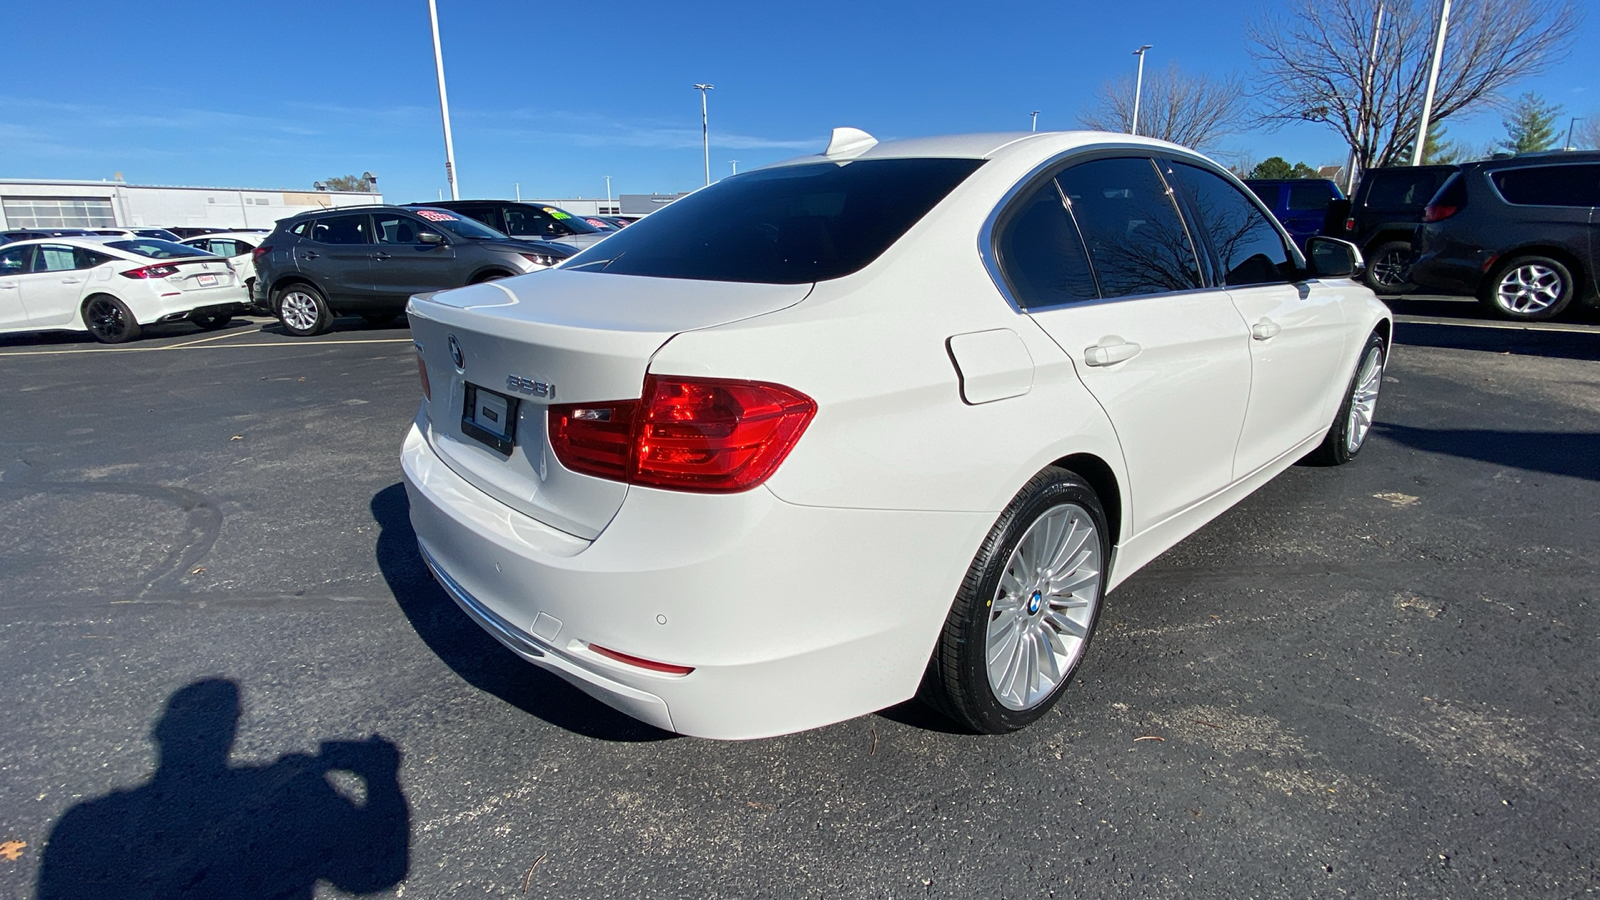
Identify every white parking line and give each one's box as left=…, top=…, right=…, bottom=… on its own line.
left=1393, top=315, right=1599, bottom=335
left=0, top=337, right=414, bottom=358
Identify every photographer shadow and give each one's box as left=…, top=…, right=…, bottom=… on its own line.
left=36, top=679, right=409, bottom=900
left=370, top=483, right=673, bottom=742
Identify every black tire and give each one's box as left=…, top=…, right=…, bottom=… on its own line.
left=359, top=312, right=398, bottom=326
left=191, top=313, right=232, bottom=331
left=274, top=283, right=332, bottom=337
left=471, top=270, right=512, bottom=284
left=1480, top=255, right=1576, bottom=322
left=244, top=279, right=269, bottom=316
left=921, top=467, right=1109, bottom=734
left=82, top=295, right=142, bottom=344
left=1363, top=240, right=1415, bottom=296
left=1306, top=331, right=1386, bottom=467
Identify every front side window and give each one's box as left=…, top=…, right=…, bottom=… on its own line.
left=1166, top=163, right=1295, bottom=287
left=373, top=214, right=421, bottom=245
left=502, top=207, right=554, bottom=236
left=410, top=208, right=507, bottom=241
left=1492, top=164, right=1600, bottom=208
left=0, top=245, right=30, bottom=274
left=563, top=158, right=985, bottom=284
left=1287, top=181, right=1334, bottom=210
left=33, top=244, right=81, bottom=272
left=996, top=179, right=1098, bottom=308
left=1055, top=157, right=1203, bottom=298
left=308, top=215, right=372, bottom=245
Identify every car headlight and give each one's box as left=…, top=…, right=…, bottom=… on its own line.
left=518, top=252, right=558, bottom=269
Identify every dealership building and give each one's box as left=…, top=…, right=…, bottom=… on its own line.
left=0, top=178, right=383, bottom=232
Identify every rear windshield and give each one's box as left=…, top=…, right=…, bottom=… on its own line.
left=1364, top=170, right=1451, bottom=209
left=106, top=239, right=214, bottom=259
left=562, top=158, right=985, bottom=284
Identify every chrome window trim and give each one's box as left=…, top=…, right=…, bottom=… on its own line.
left=979, top=144, right=1307, bottom=314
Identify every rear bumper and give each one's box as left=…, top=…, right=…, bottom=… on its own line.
left=127, top=284, right=249, bottom=324
left=400, top=416, right=991, bottom=740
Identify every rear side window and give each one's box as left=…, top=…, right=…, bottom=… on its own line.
left=1166, top=163, right=1294, bottom=287
left=995, top=179, right=1098, bottom=308
left=563, top=158, right=985, bottom=284
left=1055, top=157, right=1203, bottom=298
left=1365, top=170, right=1450, bottom=208
left=0, top=245, right=30, bottom=274
left=1287, top=181, right=1334, bottom=210
left=1492, top=165, right=1600, bottom=207
left=308, top=215, right=372, bottom=245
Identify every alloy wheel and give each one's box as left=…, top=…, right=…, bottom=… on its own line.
left=985, top=503, right=1102, bottom=711
left=85, top=298, right=128, bottom=342
left=1346, top=346, right=1383, bottom=454
left=1496, top=264, right=1563, bottom=315
left=279, top=291, right=321, bottom=333
left=1369, top=248, right=1410, bottom=291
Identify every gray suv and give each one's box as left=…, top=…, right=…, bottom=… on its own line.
left=250, top=205, right=573, bottom=336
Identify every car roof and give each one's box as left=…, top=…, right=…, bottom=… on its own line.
left=0, top=236, right=146, bottom=257
left=1465, top=149, right=1600, bottom=171
left=180, top=231, right=263, bottom=241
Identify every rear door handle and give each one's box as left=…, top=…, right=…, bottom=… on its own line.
left=300, top=251, right=319, bottom=260
left=60, top=278, right=84, bottom=284
left=1251, top=319, right=1282, bottom=341
left=372, top=252, right=392, bottom=260
left=1083, top=340, right=1142, bottom=367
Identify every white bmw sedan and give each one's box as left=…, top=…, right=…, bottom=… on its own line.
left=402, top=130, right=1391, bottom=740
left=0, top=237, right=246, bottom=342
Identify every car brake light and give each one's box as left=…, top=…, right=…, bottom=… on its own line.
left=120, top=264, right=180, bottom=279
left=548, top=376, right=816, bottom=493
left=588, top=643, right=694, bottom=675
left=415, top=343, right=431, bottom=401
left=1422, top=203, right=1459, bottom=222
left=1344, top=217, right=1355, bottom=233
left=252, top=244, right=272, bottom=263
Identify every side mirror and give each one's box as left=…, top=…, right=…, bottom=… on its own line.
left=418, top=231, right=444, bottom=245
left=1305, top=236, right=1365, bottom=280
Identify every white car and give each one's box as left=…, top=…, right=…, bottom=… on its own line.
left=0, top=237, right=246, bottom=343
left=402, top=129, right=1391, bottom=740
left=181, top=232, right=269, bottom=312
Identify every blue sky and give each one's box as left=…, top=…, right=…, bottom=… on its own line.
left=2, top=0, right=1594, bottom=203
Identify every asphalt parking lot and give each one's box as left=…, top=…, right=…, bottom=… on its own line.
left=0, top=301, right=1597, bottom=899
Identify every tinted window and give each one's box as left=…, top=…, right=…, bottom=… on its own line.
left=1055, top=157, right=1203, bottom=298
left=1492, top=164, right=1600, bottom=207
left=373, top=214, right=422, bottom=245
left=996, top=179, right=1098, bottom=308
left=1287, top=181, right=1334, bottom=210
left=538, top=206, right=601, bottom=234
left=1245, top=183, right=1278, bottom=205
left=290, top=221, right=310, bottom=237
left=0, top=245, right=30, bottom=274
left=308, top=215, right=372, bottom=245
left=410, top=208, right=507, bottom=240
left=501, top=207, right=552, bottom=236
left=563, top=158, right=984, bottom=284
left=1167, top=163, right=1294, bottom=287
left=106, top=239, right=211, bottom=259
left=1365, top=170, right=1450, bottom=208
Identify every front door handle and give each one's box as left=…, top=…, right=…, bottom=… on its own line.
left=300, top=250, right=319, bottom=260
left=1251, top=318, right=1282, bottom=341
left=1083, top=340, right=1142, bottom=367
left=372, top=252, right=392, bottom=260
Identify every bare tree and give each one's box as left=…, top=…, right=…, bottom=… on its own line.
left=1249, top=0, right=1581, bottom=171
left=1576, top=115, right=1600, bottom=151
left=1077, top=64, right=1250, bottom=150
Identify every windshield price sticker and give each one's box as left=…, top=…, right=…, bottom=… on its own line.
left=543, top=208, right=571, bottom=220
left=416, top=210, right=459, bottom=222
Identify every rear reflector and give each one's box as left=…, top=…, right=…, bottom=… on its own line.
left=588, top=644, right=694, bottom=675
left=549, top=376, right=816, bottom=493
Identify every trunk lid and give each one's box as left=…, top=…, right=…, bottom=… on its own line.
left=407, top=269, right=811, bottom=539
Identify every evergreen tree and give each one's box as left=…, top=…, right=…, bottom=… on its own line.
left=1498, top=93, right=1563, bottom=154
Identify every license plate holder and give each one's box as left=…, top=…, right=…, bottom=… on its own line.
left=461, top=384, right=518, bottom=455
left=196, top=273, right=218, bottom=287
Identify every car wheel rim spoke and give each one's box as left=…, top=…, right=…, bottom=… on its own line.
left=986, top=501, right=1102, bottom=711
left=1346, top=346, right=1383, bottom=453
left=1499, top=265, right=1561, bottom=314
left=282, top=293, right=318, bottom=331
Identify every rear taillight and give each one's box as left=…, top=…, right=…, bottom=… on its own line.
left=1421, top=203, right=1459, bottom=222
left=1344, top=217, right=1356, bottom=233
left=415, top=343, right=431, bottom=401
left=252, top=244, right=272, bottom=263
left=120, top=264, right=180, bottom=279
left=548, top=376, right=816, bottom=493
left=1422, top=173, right=1466, bottom=223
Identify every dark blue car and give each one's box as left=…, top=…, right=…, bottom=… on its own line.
left=1243, top=178, right=1345, bottom=252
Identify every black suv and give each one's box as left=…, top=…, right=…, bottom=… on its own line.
left=1338, top=165, right=1459, bottom=295
left=1409, top=153, right=1599, bottom=321
left=410, top=200, right=611, bottom=249
left=250, top=205, right=573, bottom=336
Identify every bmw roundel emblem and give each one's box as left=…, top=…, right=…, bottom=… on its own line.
left=448, top=335, right=464, bottom=369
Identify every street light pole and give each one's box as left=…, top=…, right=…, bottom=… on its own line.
left=694, top=83, right=714, bottom=187
left=1131, top=45, right=1153, bottom=136
left=1412, top=0, right=1452, bottom=166
left=604, top=175, right=612, bottom=203
left=514, top=182, right=520, bottom=202
left=729, top=160, right=739, bottom=175
left=1347, top=1, right=1386, bottom=193
left=1031, top=110, right=1040, bottom=132
left=1566, top=117, right=1585, bottom=151
left=427, top=0, right=460, bottom=199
